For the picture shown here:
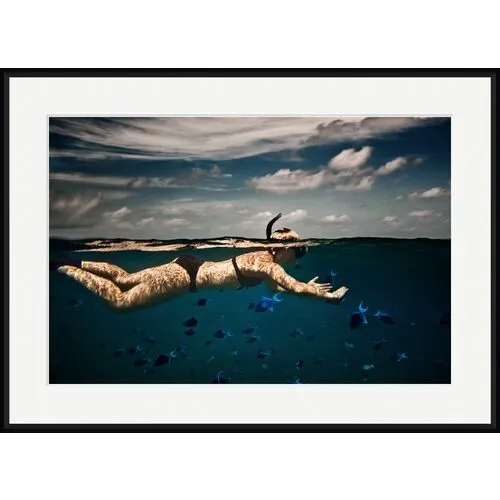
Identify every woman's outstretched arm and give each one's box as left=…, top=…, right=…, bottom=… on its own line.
left=262, top=263, right=348, bottom=303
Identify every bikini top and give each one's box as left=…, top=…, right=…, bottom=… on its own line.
left=232, top=249, right=275, bottom=289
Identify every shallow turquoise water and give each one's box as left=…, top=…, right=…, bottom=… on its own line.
left=49, top=239, right=451, bottom=384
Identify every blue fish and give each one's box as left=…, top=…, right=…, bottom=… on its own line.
left=349, top=302, right=369, bottom=329
left=325, top=270, right=338, bottom=286
left=255, top=293, right=284, bottom=313
left=391, top=352, right=408, bottom=362
left=214, top=329, right=233, bottom=339
left=374, top=310, right=396, bottom=325
left=213, top=370, right=231, bottom=384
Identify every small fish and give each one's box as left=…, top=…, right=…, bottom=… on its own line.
left=196, top=298, right=208, bottom=306
left=127, top=347, right=138, bottom=355
left=391, top=352, right=408, bottom=362
left=256, top=348, right=275, bottom=359
left=293, top=378, right=302, bottom=384
left=289, top=327, right=305, bottom=338
left=374, top=310, right=396, bottom=325
left=114, top=348, right=125, bottom=357
left=296, top=359, right=304, bottom=370
left=313, top=356, right=324, bottom=365
left=373, top=338, right=388, bottom=351
left=207, top=356, right=216, bottom=364
left=184, top=328, right=196, bottom=336
left=183, top=317, right=198, bottom=327
left=344, top=341, right=354, bottom=350
left=230, top=350, right=240, bottom=361
left=242, top=326, right=258, bottom=334
left=143, top=336, right=156, bottom=344
left=440, top=312, right=451, bottom=327
left=262, top=363, right=269, bottom=369
left=214, top=329, right=233, bottom=339
left=68, top=298, right=82, bottom=308
left=362, top=364, right=375, bottom=371
left=212, top=370, right=231, bottom=384
left=246, top=334, right=262, bottom=343
left=204, top=340, right=213, bottom=347
left=432, top=359, right=445, bottom=367
left=408, top=321, right=416, bottom=327
left=325, top=270, right=338, bottom=286
left=133, top=358, right=148, bottom=368
left=171, top=347, right=188, bottom=360
left=255, top=293, right=284, bottom=313
left=153, top=354, right=172, bottom=367
left=349, top=302, right=369, bottom=329
left=248, top=302, right=256, bottom=310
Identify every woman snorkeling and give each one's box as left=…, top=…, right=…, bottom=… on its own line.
left=51, top=213, right=349, bottom=312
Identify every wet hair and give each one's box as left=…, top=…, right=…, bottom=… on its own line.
left=266, top=213, right=300, bottom=241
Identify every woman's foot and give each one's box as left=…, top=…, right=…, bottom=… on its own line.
left=49, top=257, right=81, bottom=270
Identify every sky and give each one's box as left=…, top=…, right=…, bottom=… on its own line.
left=49, top=117, right=451, bottom=240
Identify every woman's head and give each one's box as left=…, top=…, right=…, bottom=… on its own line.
left=266, top=213, right=308, bottom=264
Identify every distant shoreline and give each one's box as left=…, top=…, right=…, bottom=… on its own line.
left=49, top=236, right=451, bottom=253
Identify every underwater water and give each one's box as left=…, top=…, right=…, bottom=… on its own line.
left=49, top=239, right=451, bottom=384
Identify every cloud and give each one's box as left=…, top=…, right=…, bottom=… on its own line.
left=163, top=218, right=191, bottom=226
left=375, top=156, right=407, bottom=176
left=136, top=217, right=154, bottom=227
left=50, top=117, right=444, bottom=162
left=304, top=117, right=439, bottom=146
left=50, top=166, right=233, bottom=190
left=251, top=211, right=274, bottom=219
left=283, top=209, right=308, bottom=223
left=383, top=215, right=402, bottom=227
left=247, top=168, right=326, bottom=193
left=409, top=210, right=434, bottom=217
left=104, top=206, right=132, bottom=220
left=247, top=146, right=393, bottom=194
left=320, top=214, right=350, bottom=222
left=158, top=200, right=237, bottom=218
left=328, top=146, right=372, bottom=170
left=50, top=117, right=331, bottom=161
left=50, top=191, right=103, bottom=229
left=335, top=176, right=374, bottom=191
left=408, top=187, right=450, bottom=199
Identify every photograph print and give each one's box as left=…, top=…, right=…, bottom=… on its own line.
left=49, top=116, right=451, bottom=384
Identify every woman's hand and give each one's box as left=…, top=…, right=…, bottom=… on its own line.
left=325, top=286, right=349, bottom=304
left=307, top=276, right=333, bottom=293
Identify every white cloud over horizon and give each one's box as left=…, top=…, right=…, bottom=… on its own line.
left=321, top=214, right=350, bottom=222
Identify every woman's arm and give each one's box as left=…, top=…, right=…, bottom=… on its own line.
left=262, top=263, right=348, bottom=303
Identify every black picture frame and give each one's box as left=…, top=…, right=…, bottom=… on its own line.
left=2, top=68, right=496, bottom=432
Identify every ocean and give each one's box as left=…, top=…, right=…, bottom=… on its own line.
left=49, top=238, right=451, bottom=384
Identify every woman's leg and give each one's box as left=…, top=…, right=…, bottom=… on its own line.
left=81, top=261, right=167, bottom=290
left=58, top=266, right=177, bottom=310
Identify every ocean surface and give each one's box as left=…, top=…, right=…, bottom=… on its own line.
left=49, top=238, right=451, bottom=384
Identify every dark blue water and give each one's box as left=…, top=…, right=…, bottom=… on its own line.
left=49, top=239, right=451, bottom=384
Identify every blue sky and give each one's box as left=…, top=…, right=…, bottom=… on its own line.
left=49, top=117, right=451, bottom=240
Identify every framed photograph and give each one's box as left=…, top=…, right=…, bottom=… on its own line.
left=3, top=70, right=495, bottom=430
